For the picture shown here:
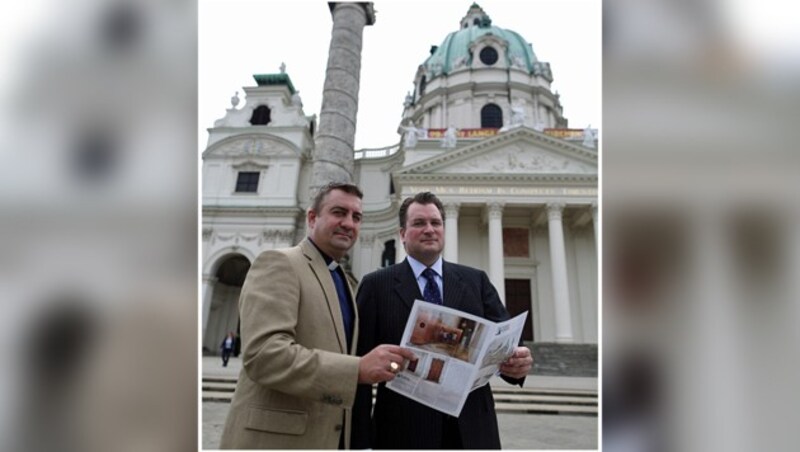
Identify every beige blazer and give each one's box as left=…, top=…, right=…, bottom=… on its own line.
left=219, top=239, right=360, bottom=449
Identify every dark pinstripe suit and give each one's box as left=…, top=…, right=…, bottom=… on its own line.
left=351, top=259, right=524, bottom=449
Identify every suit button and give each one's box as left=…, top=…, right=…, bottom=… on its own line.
left=334, top=424, right=343, bottom=431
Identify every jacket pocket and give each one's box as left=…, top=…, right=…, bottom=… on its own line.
left=245, top=406, right=308, bottom=435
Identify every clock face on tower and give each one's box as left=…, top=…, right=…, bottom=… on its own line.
left=479, top=46, right=498, bottom=66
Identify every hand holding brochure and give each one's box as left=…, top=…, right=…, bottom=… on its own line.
left=386, top=299, right=528, bottom=417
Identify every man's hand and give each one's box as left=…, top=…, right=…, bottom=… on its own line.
left=358, top=344, right=417, bottom=384
left=499, top=346, right=533, bottom=379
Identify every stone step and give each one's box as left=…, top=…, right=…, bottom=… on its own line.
left=202, top=376, right=597, bottom=417
left=202, top=392, right=596, bottom=416
left=204, top=375, right=595, bottom=389
left=202, top=386, right=596, bottom=405
left=493, top=403, right=598, bottom=415
left=203, top=382, right=236, bottom=392
left=492, top=394, right=597, bottom=405
left=202, top=378, right=598, bottom=400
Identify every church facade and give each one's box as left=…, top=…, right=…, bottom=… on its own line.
left=201, top=4, right=598, bottom=363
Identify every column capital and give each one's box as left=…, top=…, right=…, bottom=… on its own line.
left=444, top=202, right=461, bottom=218
left=329, top=2, right=376, bottom=26
left=203, top=274, right=219, bottom=284
left=359, top=232, right=377, bottom=245
left=547, top=202, right=566, bottom=221
left=487, top=202, right=505, bottom=220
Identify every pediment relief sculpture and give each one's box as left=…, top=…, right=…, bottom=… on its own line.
left=209, top=137, right=296, bottom=158
left=441, top=146, right=595, bottom=174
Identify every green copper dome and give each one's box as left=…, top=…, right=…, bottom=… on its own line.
left=421, top=4, right=541, bottom=77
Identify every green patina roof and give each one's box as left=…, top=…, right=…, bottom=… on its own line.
left=421, top=5, right=539, bottom=77
left=252, top=73, right=296, bottom=94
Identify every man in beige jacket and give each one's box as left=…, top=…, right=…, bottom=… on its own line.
left=220, top=182, right=414, bottom=449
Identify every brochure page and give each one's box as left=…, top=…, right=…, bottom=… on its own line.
left=386, top=299, right=527, bottom=417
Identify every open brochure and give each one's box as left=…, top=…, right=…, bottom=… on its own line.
left=385, top=299, right=528, bottom=417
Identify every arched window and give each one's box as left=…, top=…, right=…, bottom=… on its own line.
left=250, top=105, right=271, bottom=125
left=481, top=103, right=503, bottom=128
left=418, top=76, right=427, bottom=97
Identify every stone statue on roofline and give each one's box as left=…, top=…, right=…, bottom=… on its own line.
left=291, top=90, right=303, bottom=108
left=583, top=125, right=596, bottom=148
left=510, top=99, right=526, bottom=127
left=400, top=123, right=424, bottom=148
left=441, top=126, right=457, bottom=149
left=403, top=91, right=413, bottom=108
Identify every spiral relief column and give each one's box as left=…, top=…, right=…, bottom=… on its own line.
left=310, top=2, right=376, bottom=190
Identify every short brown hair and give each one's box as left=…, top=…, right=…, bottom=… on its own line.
left=399, top=192, right=445, bottom=227
left=311, top=182, right=363, bottom=213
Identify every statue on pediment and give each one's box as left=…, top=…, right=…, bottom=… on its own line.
left=510, top=100, right=526, bottom=127
left=441, top=126, right=457, bottom=149
left=582, top=125, right=596, bottom=148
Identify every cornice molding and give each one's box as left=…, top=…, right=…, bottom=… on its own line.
left=394, top=173, right=597, bottom=184
left=203, top=205, right=304, bottom=217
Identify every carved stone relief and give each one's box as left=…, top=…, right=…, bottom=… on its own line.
left=262, top=229, right=295, bottom=245
left=442, top=146, right=594, bottom=174
left=212, top=137, right=294, bottom=158
left=213, top=232, right=260, bottom=246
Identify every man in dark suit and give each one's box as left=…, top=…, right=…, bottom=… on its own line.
left=352, top=192, right=533, bottom=449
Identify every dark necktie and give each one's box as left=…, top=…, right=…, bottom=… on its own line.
left=422, top=267, right=442, bottom=305
left=328, top=262, right=353, bottom=351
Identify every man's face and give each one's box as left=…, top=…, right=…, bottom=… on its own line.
left=308, top=189, right=363, bottom=260
left=400, top=202, right=444, bottom=266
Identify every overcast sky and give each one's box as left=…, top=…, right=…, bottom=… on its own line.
left=199, top=0, right=601, bottom=151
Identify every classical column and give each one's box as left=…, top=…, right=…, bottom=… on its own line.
left=396, top=232, right=407, bottom=263
left=201, top=274, right=218, bottom=337
left=547, top=202, right=573, bottom=342
left=591, top=202, right=599, bottom=251
left=310, top=2, right=376, bottom=189
left=444, top=202, right=460, bottom=263
left=487, top=202, right=506, bottom=304
left=355, top=233, right=377, bottom=279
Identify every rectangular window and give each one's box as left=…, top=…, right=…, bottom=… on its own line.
left=235, top=171, right=260, bottom=193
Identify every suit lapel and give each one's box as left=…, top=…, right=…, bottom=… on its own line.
left=394, top=259, right=422, bottom=311
left=300, top=239, right=347, bottom=353
left=442, top=261, right=467, bottom=311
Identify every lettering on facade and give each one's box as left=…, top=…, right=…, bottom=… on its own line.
left=420, top=128, right=587, bottom=140
left=403, top=186, right=598, bottom=196
left=426, top=128, right=499, bottom=139
left=543, top=128, right=584, bottom=139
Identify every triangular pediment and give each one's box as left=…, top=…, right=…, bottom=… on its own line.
left=398, top=127, right=597, bottom=176
left=202, top=133, right=302, bottom=159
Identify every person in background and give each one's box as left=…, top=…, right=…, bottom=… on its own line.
left=220, top=331, right=235, bottom=367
